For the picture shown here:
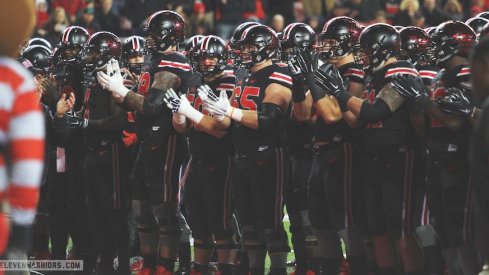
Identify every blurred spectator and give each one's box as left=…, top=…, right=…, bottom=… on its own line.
left=293, top=1, right=306, bottom=22
left=36, top=0, right=49, bottom=30
left=331, top=2, right=351, bottom=18
left=51, top=0, right=86, bottom=24
left=189, top=2, right=212, bottom=35
left=422, top=0, right=447, bottom=26
left=303, top=0, right=326, bottom=19
left=264, top=0, right=295, bottom=25
left=95, top=0, right=120, bottom=35
left=394, top=0, right=421, bottom=26
left=444, top=0, right=464, bottom=20
left=75, top=6, right=101, bottom=34
left=42, top=7, right=69, bottom=44
left=271, top=14, right=285, bottom=33
left=384, top=0, right=402, bottom=21
left=373, top=10, right=389, bottom=23
left=120, top=0, right=164, bottom=36
left=215, top=0, right=255, bottom=40
left=307, top=16, right=322, bottom=32
left=469, top=0, right=485, bottom=16
left=243, top=0, right=267, bottom=23
left=348, top=0, right=381, bottom=22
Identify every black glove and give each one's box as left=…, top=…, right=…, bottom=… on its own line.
left=390, top=74, right=426, bottom=101
left=436, top=88, right=475, bottom=118
left=314, top=64, right=346, bottom=97
left=67, top=113, right=88, bottom=129
left=288, top=48, right=315, bottom=76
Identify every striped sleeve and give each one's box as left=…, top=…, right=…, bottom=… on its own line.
left=0, top=60, right=44, bottom=226
left=384, top=67, right=419, bottom=78
left=269, top=72, right=293, bottom=89
left=158, top=60, right=192, bottom=72
left=343, top=67, right=365, bottom=83
left=456, top=67, right=472, bottom=90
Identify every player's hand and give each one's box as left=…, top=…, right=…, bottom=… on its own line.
left=314, top=64, right=345, bottom=97
left=55, top=92, right=75, bottom=118
left=67, top=113, right=88, bottom=129
left=97, top=59, right=130, bottom=97
left=205, top=90, right=232, bottom=118
left=197, top=85, right=225, bottom=121
left=390, top=74, right=426, bottom=101
left=436, top=88, right=475, bottom=118
left=289, top=48, right=315, bottom=75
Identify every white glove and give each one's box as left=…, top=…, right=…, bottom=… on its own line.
left=97, top=59, right=130, bottom=97
left=205, top=90, right=243, bottom=122
left=197, top=85, right=225, bottom=121
left=164, top=88, right=204, bottom=124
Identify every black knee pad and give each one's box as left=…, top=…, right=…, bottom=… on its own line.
left=263, top=228, right=290, bottom=254
left=132, top=200, right=157, bottom=230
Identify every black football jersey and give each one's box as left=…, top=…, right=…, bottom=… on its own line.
left=135, top=51, right=192, bottom=142
left=55, top=62, right=85, bottom=112
left=187, top=70, right=235, bottom=160
left=417, top=65, right=440, bottom=88
left=83, top=82, right=123, bottom=148
left=362, top=61, right=420, bottom=154
left=232, top=63, right=293, bottom=153
left=287, top=119, right=313, bottom=152
left=428, top=64, right=472, bottom=155
left=314, top=63, right=365, bottom=143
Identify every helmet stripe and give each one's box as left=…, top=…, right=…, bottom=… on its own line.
left=62, top=26, right=73, bottom=43
left=284, top=23, right=300, bottom=40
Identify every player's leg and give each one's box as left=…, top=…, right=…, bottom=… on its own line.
left=252, top=148, right=290, bottom=275
left=132, top=148, right=158, bottom=272
left=207, top=157, right=236, bottom=275
left=47, top=172, right=70, bottom=260
left=233, top=155, right=266, bottom=275
left=286, top=151, right=313, bottom=275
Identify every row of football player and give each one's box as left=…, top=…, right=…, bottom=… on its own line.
left=19, top=9, right=488, bottom=275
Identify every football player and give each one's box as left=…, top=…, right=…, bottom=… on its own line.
left=390, top=21, right=480, bottom=274
left=96, top=11, right=191, bottom=274
left=280, top=22, right=316, bottom=275
left=315, top=23, right=426, bottom=274
left=75, top=31, right=130, bottom=274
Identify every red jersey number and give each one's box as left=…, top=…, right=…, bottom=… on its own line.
left=233, top=86, right=260, bottom=110
left=138, top=72, right=151, bottom=97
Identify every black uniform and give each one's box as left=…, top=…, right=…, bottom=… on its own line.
left=82, top=78, right=129, bottom=273
left=130, top=51, right=191, bottom=270
left=426, top=65, right=474, bottom=248
left=232, top=63, right=292, bottom=254
left=183, top=72, right=235, bottom=240
left=308, top=63, right=367, bottom=235
left=362, top=61, right=424, bottom=239
left=470, top=98, right=489, bottom=263
left=53, top=61, right=90, bottom=262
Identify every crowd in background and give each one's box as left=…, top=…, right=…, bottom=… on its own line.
left=34, top=0, right=489, bottom=45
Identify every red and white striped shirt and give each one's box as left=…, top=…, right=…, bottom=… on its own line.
left=0, top=57, right=44, bottom=226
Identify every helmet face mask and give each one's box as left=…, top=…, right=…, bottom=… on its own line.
left=316, top=38, right=344, bottom=61
left=58, top=26, right=89, bottom=64
left=238, top=25, right=278, bottom=69
left=195, top=35, right=228, bottom=77
left=280, top=22, right=315, bottom=62
left=431, top=21, right=476, bottom=66
left=127, top=54, right=144, bottom=75
left=122, top=36, right=146, bottom=75
left=82, top=32, right=122, bottom=72
left=357, top=24, right=400, bottom=72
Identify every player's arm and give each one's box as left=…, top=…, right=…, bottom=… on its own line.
left=236, top=83, right=292, bottom=130
left=85, top=97, right=127, bottom=131
left=8, top=82, right=45, bottom=256
left=341, top=81, right=365, bottom=128
left=409, top=103, right=428, bottom=138
left=124, top=71, right=180, bottom=115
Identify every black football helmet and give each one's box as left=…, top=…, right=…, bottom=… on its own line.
left=317, top=16, right=362, bottom=61
left=21, top=44, right=51, bottom=75
left=58, top=26, right=89, bottom=62
left=83, top=31, right=122, bottom=71
left=431, top=21, right=476, bottom=64
left=184, top=35, right=204, bottom=70
left=229, top=22, right=260, bottom=64
left=477, top=11, right=489, bottom=20
left=196, top=35, right=228, bottom=77
left=400, top=27, right=435, bottom=65
left=21, top=37, right=52, bottom=54
left=480, top=22, right=489, bottom=38
left=239, top=25, right=279, bottom=68
left=357, top=23, right=400, bottom=71
left=122, top=35, right=146, bottom=74
left=466, top=17, right=489, bottom=36
left=143, top=10, right=186, bottom=52
left=280, top=23, right=315, bottom=62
